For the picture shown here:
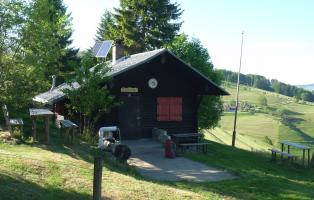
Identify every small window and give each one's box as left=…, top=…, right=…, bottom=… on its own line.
left=157, top=97, right=182, bottom=121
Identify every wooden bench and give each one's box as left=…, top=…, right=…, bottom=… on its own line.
left=179, top=142, right=210, bottom=153
left=171, top=133, right=201, bottom=145
left=55, top=114, right=78, bottom=144
left=2, top=105, right=23, bottom=135
left=269, top=149, right=295, bottom=163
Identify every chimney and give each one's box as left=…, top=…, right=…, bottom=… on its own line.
left=50, top=75, right=56, bottom=91
left=112, top=42, right=124, bottom=65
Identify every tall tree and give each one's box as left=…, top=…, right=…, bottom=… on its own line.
left=63, top=55, right=116, bottom=136
left=21, top=0, right=79, bottom=86
left=166, top=34, right=223, bottom=129
left=95, top=10, right=115, bottom=41
left=0, top=0, right=29, bottom=107
left=96, top=0, right=183, bottom=54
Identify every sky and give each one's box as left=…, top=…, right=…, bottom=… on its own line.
left=63, top=0, right=314, bottom=85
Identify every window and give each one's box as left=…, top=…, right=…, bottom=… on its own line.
left=157, top=97, right=182, bottom=121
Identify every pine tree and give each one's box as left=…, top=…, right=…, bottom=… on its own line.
left=95, top=10, right=115, bottom=41
left=96, top=0, right=183, bottom=54
left=22, top=0, right=79, bottom=85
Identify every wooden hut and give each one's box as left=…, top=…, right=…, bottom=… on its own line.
left=33, top=48, right=228, bottom=139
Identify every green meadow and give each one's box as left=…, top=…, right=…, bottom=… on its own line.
left=1, top=135, right=314, bottom=200
left=210, top=83, right=314, bottom=153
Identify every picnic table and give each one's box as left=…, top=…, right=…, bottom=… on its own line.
left=280, top=141, right=311, bottom=166
left=29, top=108, right=54, bottom=144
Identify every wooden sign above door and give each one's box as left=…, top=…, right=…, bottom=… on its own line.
left=120, top=87, right=139, bottom=93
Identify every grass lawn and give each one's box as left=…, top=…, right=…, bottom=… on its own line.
left=0, top=132, right=227, bottom=200
left=1, top=129, right=314, bottom=199
left=210, top=113, right=279, bottom=151
left=186, top=140, right=314, bottom=200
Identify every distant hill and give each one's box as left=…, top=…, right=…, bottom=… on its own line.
left=298, top=84, right=314, bottom=91
left=210, top=82, right=314, bottom=152
left=218, top=69, right=314, bottom=102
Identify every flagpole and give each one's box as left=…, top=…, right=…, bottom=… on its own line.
left=232, top=31, right=244, bottom=147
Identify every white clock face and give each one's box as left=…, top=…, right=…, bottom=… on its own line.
left=148, top=78, right=158, bottom=89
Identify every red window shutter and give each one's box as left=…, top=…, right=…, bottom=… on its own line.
left=170, top=97, right=182, bottom=121
left=157, top=97, right=182, bottom=121
left=157, top=97, right=170, bottom=121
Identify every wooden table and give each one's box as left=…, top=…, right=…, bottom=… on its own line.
left=280, top=141, right=311, bottom=166
left=29, top=108, right=54, bottom=144
left=171, top=133, right=201, bottom=144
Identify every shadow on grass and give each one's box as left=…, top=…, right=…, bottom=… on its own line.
left=29, top=131, right=142, bottom=179
left=169, top=172, right=314, bottom=200
left=31, top=133, right=94, bottom=164
left=0, top=172, right=93, bottom=200
left=180, top=141, right=314, bottom=200
left=103, top=154, right=143, bottom=179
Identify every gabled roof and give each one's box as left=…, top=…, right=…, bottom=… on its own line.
left=107, top=48, right=165, bottom=76
left=33, top=82, right=80, bottom=105
left=107, top=48, right=229, bottom=95
left=33, top=48, right=228, bottom=104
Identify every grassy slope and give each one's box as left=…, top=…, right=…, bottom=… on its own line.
left=1, top=134, right=314, bottom=200
left=0, top=134, right=226, bottom=200
left=187, top=140, right=314, bottom=200
left=209, top=84, right=314, bottom=151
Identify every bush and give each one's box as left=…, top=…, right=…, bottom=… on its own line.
left=257, top=95, right=268, bottom=107
left=81, top=127, right=97, bottom=145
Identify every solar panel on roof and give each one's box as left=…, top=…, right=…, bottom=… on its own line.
left=91, top=40, right=113, bottom=58
left=91, top=41, right=103, bottom=56
left=97, top=40, right=113, bottom=58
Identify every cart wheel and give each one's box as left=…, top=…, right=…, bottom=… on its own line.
left=113, top=145, right=131, bottom=162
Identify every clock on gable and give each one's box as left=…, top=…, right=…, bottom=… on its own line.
left=148, top=78, right=158, bottom=89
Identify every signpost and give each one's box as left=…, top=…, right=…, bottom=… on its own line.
left=91, top=147, right=106, bottom=200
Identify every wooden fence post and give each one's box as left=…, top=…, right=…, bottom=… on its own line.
left=91, top=147, right=106, bottom=200
left=93, top=156, right=103, bottom=200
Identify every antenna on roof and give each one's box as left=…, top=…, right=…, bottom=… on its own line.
left=91, top=40, right=113, bottom=58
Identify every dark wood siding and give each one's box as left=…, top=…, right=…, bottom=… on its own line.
left=141, top=95, right=196, bottom=138
left=51, top=51, right=225, bottom=139
left=105, top=53, right=199, bottom=139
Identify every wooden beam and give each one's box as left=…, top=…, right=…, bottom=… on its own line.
left=32, top=117, right=37, bottom=141
left=45, top=116, right=50, bottom=144
left=303, top=149, right=305, bottom=166
left=308, top=149, right=310, bottom=167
